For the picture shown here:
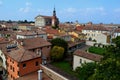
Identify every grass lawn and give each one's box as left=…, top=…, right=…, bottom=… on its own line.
left=51, top=61, right=83, bottom=80
left=88, top=46, right=106, bottom=55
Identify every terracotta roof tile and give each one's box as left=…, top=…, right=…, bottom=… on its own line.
left=16, top=30, right=46, bottom=36
left=7, top=48, right=40, bottom=62
left=74, top=49, right=103, bottom=61
left=76, top=26, right=84, bottom=32
left=17, top=37, right=51, bottom=50
left=35, top=15, right=53, bottom=19
left=115, top=28, right=120, bottom=32
left=43, top=28, right=59, bottom=34
left=83, top=26, right=109, bottom=31
left=16, top=31, right=36, bottom=36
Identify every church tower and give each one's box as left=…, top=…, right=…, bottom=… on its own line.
left=53, top=7, right=56, bottom=17
left=52, top=7, right=59, bottom=28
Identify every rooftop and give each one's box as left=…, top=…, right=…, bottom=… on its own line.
left=35, top=15, right=53, bottom=19
left=74, top=49, right=103, bottom=61
left=16, top=30, right=46, bottom=36
left=7, top=48, right=40, bottom=62
left=17, top=37, right=51, bottom=50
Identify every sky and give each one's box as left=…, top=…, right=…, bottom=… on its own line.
left=0, top=0, right=120, bottom=24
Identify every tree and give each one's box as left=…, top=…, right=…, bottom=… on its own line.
left=24, top=20, right=28, bottom=23
left=51, top=38, right=68, bottom=57
left=112, top=36, right=120, bottom=48
left=75, top=62, right=96, bottom=80
left=89, top=58, right=120, bottom=80
left=88, top=36, right=120, bottom=80
left=52, top=25, right=59, bottom=29
left=50, top=46, right=64, bottom=61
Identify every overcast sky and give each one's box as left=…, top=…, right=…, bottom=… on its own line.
left=0, top=0, right=120, bottom=24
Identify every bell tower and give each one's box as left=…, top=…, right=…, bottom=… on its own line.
left=53, top=7, right=56, bottom=17
left=52, top=6, right=59, bottom=29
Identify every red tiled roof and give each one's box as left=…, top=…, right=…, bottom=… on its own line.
left=74, top=49, right=103, bottom=61
left=17, top=37, right=51, bottom=50
left=7, top=48, right=40, bottom=62
left=115, top=28, right=120, bottom=32
left=0, top=39, right=41, bottom=62
left=0, top=38, right=10, bottom=44
left=83, top=26, right=110, bottom=31
left=36, top=30, right=46, bottom=34
left=16, top=31, right=36, bottom=36
left=47, top=35, right=53, bottom=39
left=76, top=26, right=84, bottom=32
left=16, top=30, right=46, bottom=36
left=35, top=15, right=53, bottom=19
left=54, top=33, right=70, bottom=37
left=43, top=28, right=59, bottom=34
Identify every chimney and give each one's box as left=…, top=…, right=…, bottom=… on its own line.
left=38, top=70, right=42, bottom=80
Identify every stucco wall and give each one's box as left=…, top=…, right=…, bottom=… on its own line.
left=0, top=50, right=7, bottom=69
left=73, top=55, right=93, bottom=70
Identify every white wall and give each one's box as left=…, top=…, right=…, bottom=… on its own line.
left=73, top=55, right=93, bottom=70
left=114, top=32, right=120, bottom=38
left=82, top=30, right=108, bottom=41
left=37, top=34, right=47, bottom=40
left=96, top=33, right=108, bottom=44
left=0, top=50, right=7, bottom=69
left=86, top=41, right=96, bottom=46
left=17, top=34, right=47, bottom=40
left=35, top=16, right=45, bottom=27
left=17, top=35, right=25, bottom=39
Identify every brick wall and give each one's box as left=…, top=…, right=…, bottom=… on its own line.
left=19, top=58, right=41, bottom=76
left=7, top=56, right=19, bottom=80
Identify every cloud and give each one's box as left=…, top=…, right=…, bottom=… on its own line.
left=19, top=7, right=30, bottom=13
left=65, top=8, right=77, bottom=13
left=19, top=2, right=31, bottom=13
left=80, top=7, right=106, bottom=16
left=114, top=8, right=120, bottom=12
left=26, top=2, right=31, bottom=6
left=0, top=0, right=3, bottom=6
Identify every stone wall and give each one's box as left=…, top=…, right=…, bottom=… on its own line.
left=86, top=40, right=96, bottom=46
left=41, top=65, right=68, bottom=80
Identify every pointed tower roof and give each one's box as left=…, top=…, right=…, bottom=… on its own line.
left=53, top=6, right=56, bottom=16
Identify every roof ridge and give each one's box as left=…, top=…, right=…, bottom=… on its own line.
left=19, top=49, right=26, bottom=62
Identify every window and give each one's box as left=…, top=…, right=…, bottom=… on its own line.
left=80, top=59, right=82, bottom=63
left=10, top=59, right=11, bottom=62
left=84, top=60, right=86, bottom=63
left=10, top=65, right=12, bottom=70
left=11, top=75, right=12, bottom=78
left=18, top=71, right=19, bottom=75
left=23, top=64, right=26, bottom=68
left=7, top=63, right=9, bottom=67
left=35, top=61, right=39, bottom=66
left=17, top=64, right=19, bottom=67
left=12, top=61, right=14, bottom=64
left=13, top=67, right=14, bottom=72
